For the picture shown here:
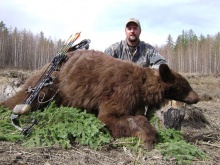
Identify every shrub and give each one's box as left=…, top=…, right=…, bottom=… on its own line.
left=155, top=128, right=208, bottom=164
left=0, top=103, right=111, bottom=150
left=0, top=107, right=23, bottom=141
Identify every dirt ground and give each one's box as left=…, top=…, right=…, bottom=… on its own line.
left=0, top=70, right=219, bottom=165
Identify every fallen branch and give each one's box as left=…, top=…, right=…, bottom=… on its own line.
left=198, top=141, right=220, bottom=148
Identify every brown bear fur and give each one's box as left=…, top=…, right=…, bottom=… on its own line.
left=0, top=50, right=199, bottom=150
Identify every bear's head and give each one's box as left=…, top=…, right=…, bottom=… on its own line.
left=159, top=64, right=199, bottom=104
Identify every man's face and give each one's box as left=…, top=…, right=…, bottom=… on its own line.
left=125, top=22, right=141, bottom=43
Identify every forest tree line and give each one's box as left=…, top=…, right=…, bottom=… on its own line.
left=0, top=21, right=63, bottom=70
left=0, top=21, right=219, bottom=74
left=158, top=30, right=220, bottom=74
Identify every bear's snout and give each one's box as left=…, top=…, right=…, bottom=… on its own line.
left=184, top=90, right=200, bottom=104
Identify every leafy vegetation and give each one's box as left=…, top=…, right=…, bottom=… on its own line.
left=155, top=128, right=208, bottom=164
left=111, top=128, right=208, bottom=164
left=0, top=107, right=23, bottom=141
left=0, top=104, right=208, bottom=164
left=0, top=103, right=111, bottom=150
left=156, top=140, right=208, bottom=164
left=149, top=115, right=208, bottom=164
left=156, top=128, right=184, bottom=143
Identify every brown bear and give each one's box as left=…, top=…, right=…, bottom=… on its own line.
left=0, top=50, right=199, bottom=150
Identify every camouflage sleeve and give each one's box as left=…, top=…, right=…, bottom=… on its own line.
left=104, top=42, right=121, bottom=58
left=147, top=46, right=167, bottom=68
left=104, top=46, right=114, bottom=57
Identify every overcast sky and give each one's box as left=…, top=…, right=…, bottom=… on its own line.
left=1, top=0, right=220, bottom=51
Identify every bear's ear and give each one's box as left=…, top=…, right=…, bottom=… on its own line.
left=159, top=64, right=175, bottom=83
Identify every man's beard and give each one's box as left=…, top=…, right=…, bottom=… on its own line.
left=128, top=35, right=138, bottom=43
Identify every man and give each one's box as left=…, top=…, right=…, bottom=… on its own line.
left=104, top=18, right=185, bottom=130
left=104, top=18, right=167, bottom=68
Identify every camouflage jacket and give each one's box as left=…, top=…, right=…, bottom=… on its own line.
left=104, top=40, right=167, bottom=68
